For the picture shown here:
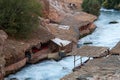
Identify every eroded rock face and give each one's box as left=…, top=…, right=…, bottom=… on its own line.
left=0, top=30, right=8, bottom=64
left=40, top=0, right=97, bottom=44
left=48, top=0, right=69, bottom=23
left=41, top=0, right=97, bottom=36
left=0, top=30, right=8, bottom=79
left=0, top=30, right=8, bottom=53
left=41, top=0, right=84, bottom=23
left=39, top=0, right=49, bottom=18
left=79, top=23, right=96, bottom=37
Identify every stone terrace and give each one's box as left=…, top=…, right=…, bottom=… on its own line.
left=61, top=55, right=120, bottom=80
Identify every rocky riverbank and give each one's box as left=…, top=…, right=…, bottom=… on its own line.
left=61, top=43, right=120, bottom=80
left=0, top=0, right=97, bottom=79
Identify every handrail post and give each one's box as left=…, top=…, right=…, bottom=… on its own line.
left=81, top=56, right=82, bottom=65
left=74, top=55, right=75, bottom=68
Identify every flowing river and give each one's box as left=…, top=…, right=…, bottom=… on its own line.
left=5, top=9, right=120, bottom=80
left=78, top=8, right=120, bottom=49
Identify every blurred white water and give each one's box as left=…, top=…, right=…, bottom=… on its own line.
left=100, top=7, right=115, bottom=12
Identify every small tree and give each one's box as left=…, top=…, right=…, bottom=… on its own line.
left=103, top=0, right=120, bottom=10
left=103, top=0, right=115, bottom=9
left=82, top=0, right=101, bottom=16
left=0, top=0, right=42, bottom=38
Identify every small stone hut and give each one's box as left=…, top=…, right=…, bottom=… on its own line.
left=50, top=38, right=73, bottom=53
left=47, top=23, right=78, bottom=53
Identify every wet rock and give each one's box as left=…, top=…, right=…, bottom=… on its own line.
left=10, top=78, right=19, bottom=80
left=83, top=42, right=93, bottom=45
left=76, top=74, right=93, bottom=80
left=76, top=76, right=88, bottom=80
left=25, top=78, right=32, bottom=80
left=109, top=21, right=118, bottom=24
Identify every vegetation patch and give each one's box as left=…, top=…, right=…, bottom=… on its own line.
left=82, top=0, right=101, bottom=16
left=0, top=0, right=42, bottom=39
left=82, top=0, right=120, bottom=15
left=102, top=0, right=120, bottom=10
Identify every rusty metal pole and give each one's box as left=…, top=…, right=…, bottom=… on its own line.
left=79, top=56, right=81, bottom=64
left=81, top=57, right=82, bottom=65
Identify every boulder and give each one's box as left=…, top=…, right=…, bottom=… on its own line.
left=3, top=40, right=29, bottom=66
left=10, top=78, right=19, bottom=80
left=76, top=76, right=88, bottom=80
left=25, top=78, right=33, bottom=80
left=109, top=21, right=118, bottom=24
left=83, top=42, right=93, bottom=45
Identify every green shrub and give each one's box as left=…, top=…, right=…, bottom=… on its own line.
left=82, top=0, right=101, bottom=16
left=98, top=0, right=105, bottom=5
left=103, top=0, right=115, bottom=9
left=0, top=0, right=42, bottom=38
left=103, top=0, right=120, bottom=10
